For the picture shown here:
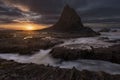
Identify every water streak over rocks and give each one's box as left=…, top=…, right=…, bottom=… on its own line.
left=0, top=59, right=120, bottom=80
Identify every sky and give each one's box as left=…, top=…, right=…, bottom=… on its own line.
left=0, top=0, right=120, bottom=30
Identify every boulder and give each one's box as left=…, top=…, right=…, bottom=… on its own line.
left=99, top=28, right=111, bottom=32
left=50, top=45, right=120, bottom=64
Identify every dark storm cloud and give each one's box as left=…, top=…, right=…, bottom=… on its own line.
left=0, top=0, right=25, bottom=24
left=1, top=0, right=120, bottom=24
left=2, top=0, right=64, bottom=14
left=0, top=1, right=22, bottom=16
left=77, top=0, right=120, bottom=17
left=2, top=0, right=90, bottom=15
left=3, top=0, right=120, bottom=13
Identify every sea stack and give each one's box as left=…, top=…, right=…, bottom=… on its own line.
left=41, top=5, right=99, bottom=36
left=53, top=4, right=84, bottom=31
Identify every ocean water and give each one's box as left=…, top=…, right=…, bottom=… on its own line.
left=0, top=49, right=120, bottom=74
left=0, top=26, right=120, bottom=74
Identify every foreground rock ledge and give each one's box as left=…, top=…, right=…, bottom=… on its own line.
left=0, top=59, right=120, bottom=80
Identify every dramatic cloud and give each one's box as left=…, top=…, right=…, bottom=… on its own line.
left=0, top=0, right=120, bottom=24
left=0, top=1, right=22, bottom=24
left=3, top=0, right=120, bottom=13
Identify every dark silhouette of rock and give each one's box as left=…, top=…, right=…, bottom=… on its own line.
left=41, top=5, right=100, bottom=36
left=53, top=4, right=84, bottom=31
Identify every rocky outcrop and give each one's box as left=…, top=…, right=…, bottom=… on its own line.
left=0, top=59, right=119, bottom=80
left=99, top=28, right=111, bottom=32
left=52, top=4, right=84, bottom=31
left=0, top=37, right=63, bottom=55
left=99, top=28, right=118, bottom=32
left=41, top=5, right=99, bottom=36
left=50, top=45, right=120, bottom=64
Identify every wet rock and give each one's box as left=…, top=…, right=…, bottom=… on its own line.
left=0, top=59, right=119, bottom=80
left=0, top=37, right=63, bottom=55
left=50, top=45, right=120, bottom=64
left=98, top=37, right=109, bottom=41
left=99, top=28, right=111, bottom=32
left=105, top=39, right=120, bottom=43
left=111, top=29, right=118, bottom=32
left=50, top=46, right=94, bottom=60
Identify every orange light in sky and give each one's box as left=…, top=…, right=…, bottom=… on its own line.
left=25, top=24, right=35, bottom=30
left=0, top=23, right=48, bottom=30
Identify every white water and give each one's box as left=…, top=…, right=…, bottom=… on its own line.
left=0, top=49, right=57, bottom=65
left=100, top=32, right=120, bottom=40
left=60, top=37, right=114, bottom=50
left=0, top=49, right=120, bottom=75
left=56, top=60, right=120, bottom=74
left=59, top=31, right=120, bottom=50
left=0, top=32, right=120, bottom=74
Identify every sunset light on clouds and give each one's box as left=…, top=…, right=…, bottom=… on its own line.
left=0, top=23, right=48, bottom=30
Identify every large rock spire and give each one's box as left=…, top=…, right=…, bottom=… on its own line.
left=53, top=4, right=84, bottom=31
left=41, top=5, right=99, bottom=36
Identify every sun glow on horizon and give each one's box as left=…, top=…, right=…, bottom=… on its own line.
left=25, top=24, right=35, bottom=30
left=0, top=23, right=48, bottom=30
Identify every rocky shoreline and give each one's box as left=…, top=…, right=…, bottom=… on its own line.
left=0, top=58, right=120, bottom=80
left=0, top=32, right=63, bottom=55
left=0, top=4, right=119, bottom=80
left=50, top=44, right=120, bottom=64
